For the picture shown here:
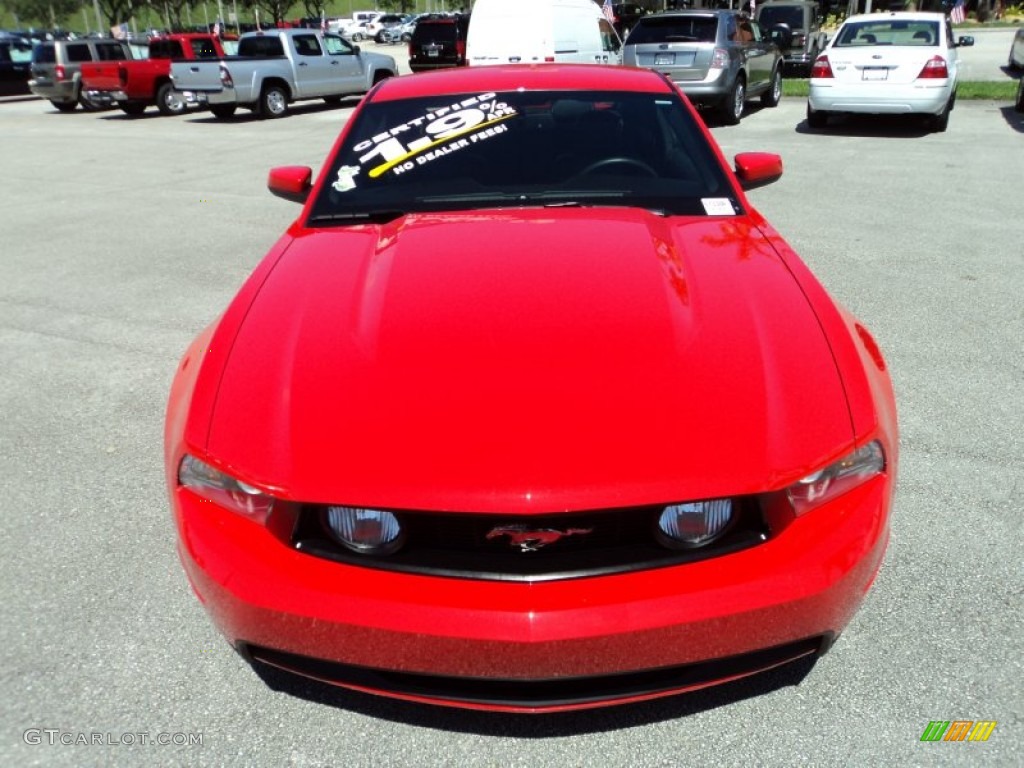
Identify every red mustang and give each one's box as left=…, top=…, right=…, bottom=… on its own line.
left=166, top=64, right=897, bottom=713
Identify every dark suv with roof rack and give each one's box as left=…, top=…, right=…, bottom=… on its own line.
left=408, top=14, right=470, bottom=72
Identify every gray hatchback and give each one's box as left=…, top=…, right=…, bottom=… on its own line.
left=623, top=11, right=783, bottom=124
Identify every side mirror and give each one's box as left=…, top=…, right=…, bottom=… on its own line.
left=352, top=44, right=361, bottom=54
left=268, top=165, right=312, bottom=204
left=734, top=152, right=783, bottom=191
left=957, top=36, right=974, bottom=47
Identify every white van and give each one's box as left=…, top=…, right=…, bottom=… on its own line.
left=467, top=0, right=623, bottom=66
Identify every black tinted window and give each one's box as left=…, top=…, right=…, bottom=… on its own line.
left=625, top=16, right=719, bottom=45
left=66, top=43, right=92, bottom=62
left=412, top=22, right=458, bottom=45
left=32, top=43, right=56, bottom=63
left=239, top=36, right=285, bottom=57
left=757, top=7, right=804, bottom=29
left=95, top=42, right=128, bottom=61
left=150, top=40, right=185, bottom=59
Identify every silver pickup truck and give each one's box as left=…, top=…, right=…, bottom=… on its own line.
left=169, top=29, right=397, bottom=119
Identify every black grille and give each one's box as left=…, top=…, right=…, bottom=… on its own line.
left=292, top=499, right=768, bottom=581
left=246, top=636, right=827, bottom=710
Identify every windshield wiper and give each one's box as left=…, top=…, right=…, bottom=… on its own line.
left=307, top=210, right=405, bottom=225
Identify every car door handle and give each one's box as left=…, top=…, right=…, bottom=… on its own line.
left=298, top=61, right=308, bottom=67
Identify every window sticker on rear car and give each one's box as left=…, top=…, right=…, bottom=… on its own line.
left=702, top=198, right=737, bottom=216
left=352, top=92, right=518, bottom=179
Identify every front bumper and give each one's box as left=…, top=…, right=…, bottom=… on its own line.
left=808, top=81, right=952, bottom=116
left=173, top=476, right=890, bottom=712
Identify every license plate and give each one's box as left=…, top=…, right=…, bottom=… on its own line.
left=655, top=53, right=674, bottom=65
left=861, top=67, right=888, bottom=81
left=427, top=49, right=439, bottom=57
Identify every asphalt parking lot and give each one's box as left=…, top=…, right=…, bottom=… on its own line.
left=1, top=65, right=1022, bottom=767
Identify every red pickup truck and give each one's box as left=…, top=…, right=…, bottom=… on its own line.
left=81, top=33, right=237, bottom=116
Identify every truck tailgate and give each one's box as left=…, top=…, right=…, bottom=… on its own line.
left=170, top=60, right=225, bottom=92
left=80, top=61, right=124, bottom=91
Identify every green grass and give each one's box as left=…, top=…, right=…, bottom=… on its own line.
left=782, top=79, right=1018, bottom=99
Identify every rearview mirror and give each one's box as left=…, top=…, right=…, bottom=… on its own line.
left=734, top=152, right=783, bottom=191
left=268, top=166, right=313, bottom=204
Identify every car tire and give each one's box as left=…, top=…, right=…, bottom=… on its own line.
left=51, top=99, right=77, bottom=112
left=719, top=75, right=745, bottom=125
left=259, top=84, right=289, bottom=119
left=209, top=104, right=236, bottom=119
left=1015, top=77, right=1024, bottom=113
left=806, top=103, right=828, bottom=129
left=120, top=101, right=146, bottom=116
left=156, top=82, right=186, bottom=116
left=761, top=68, right=782, bottom=108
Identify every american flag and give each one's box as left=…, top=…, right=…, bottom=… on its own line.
left=602, top=0, right=616, bottom=25
left=949, top=0, right=966, bottom=24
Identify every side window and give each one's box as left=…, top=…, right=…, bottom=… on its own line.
left=293, top=34, right=323, bottom=57
left=95, top=43, right=128, bottom=61
left=66, top=44, right=92, bottom=62
left=324, top=35, right=353, bottom=55
left=737, top=20, right=755, bottom=44
left=725, top=15, right=738, bottom=43
left=599, top=19, right=621, bottom=53
left=190, top=39, right=216, bottom=59
left=750, top=22, right=763, bottom=42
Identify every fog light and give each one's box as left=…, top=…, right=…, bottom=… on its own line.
left=325, top=506, right=404, bottom=555
left=656, top=499, right=734, bottom=548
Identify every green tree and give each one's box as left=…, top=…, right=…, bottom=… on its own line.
left=240, top=0, right=294, bottom=25
left=5, top=0, right=81, bottom=28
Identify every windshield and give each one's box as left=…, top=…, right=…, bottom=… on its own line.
left=308, top=88, right=737, bottom=225
left=625, top=16, right=719, bottom=45
left=834, top=20, right=940, bottom=47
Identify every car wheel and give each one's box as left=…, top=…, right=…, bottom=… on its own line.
left=761, top=68, right=782, bottom=108
left=119, top=101, right=146, bottom=116
left=719, top=75, right=745, bottom=125
left=51, top=99, right=77, bottom=112
left=209, top=104, right=236, bottom=119
left=401, top=33, right=412, bottom=43
left=156, top=82, right=186, bottom=116
left=806, top=103, right=828, bottom=129
left=1016, top=77, right=1024, bottom=113
left=259, top=84, right=289, bottom=119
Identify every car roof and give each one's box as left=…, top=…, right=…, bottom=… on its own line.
left=843, top=11, right=946, bottom=23
left=370, top=64, right=676, bottom=102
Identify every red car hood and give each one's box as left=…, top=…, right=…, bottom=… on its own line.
left=206, top=209, right=853, bottom=512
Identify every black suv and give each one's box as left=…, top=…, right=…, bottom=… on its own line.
left=0, top=35, right=33, bottom=97
left=408, top=15, right=470, bottom=73
left=754, top=0, right=827, bottom=75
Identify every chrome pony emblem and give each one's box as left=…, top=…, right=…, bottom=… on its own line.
left=486, top=525, right=593, bottom=552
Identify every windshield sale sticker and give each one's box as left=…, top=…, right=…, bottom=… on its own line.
left=347, top=92, right=518, bottom=182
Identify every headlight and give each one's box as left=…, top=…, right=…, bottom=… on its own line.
left=656, top=499, right=734, bottom=548
left=178, top=454, right=275, bottom=524
left=786, top=441, right=885, bottom=516
left=324, top=506, right=404, bottom=555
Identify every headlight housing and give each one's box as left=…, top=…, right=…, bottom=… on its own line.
left=786, top=441, right=885, bottom=516
left=178, top=454, right=275, bottom=524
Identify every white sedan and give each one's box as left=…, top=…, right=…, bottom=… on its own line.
left=807, top=12, right=974, bottom=132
